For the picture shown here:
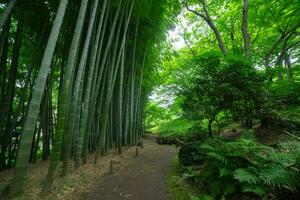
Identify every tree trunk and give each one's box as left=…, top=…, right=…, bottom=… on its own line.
left=0, top=13, right=23, bottom=170
left=184, top=1, right=227, bottom=54
left=95, top=0, right=134, bottom=163
left=242, top=0, right=250, bottom=58
left=11, top=0, right=68, bottom=196
left=0, top=0, right=16, bottom=30
left=0, top=16, right=11, bottom=98
left=41, top=0, right=87, bottom=194
left=63, top=0, right=100, bottom=175
left=284, top=54, right=293, bottom=80
left=82, top=2, right=110, bottom=164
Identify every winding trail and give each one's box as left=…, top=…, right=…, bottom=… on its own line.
left=77, top=135, right=176, bottom=200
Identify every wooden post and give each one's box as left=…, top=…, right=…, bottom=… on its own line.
left=110, top=160, right=114, bottom=175
left=135, top=147, right=139, bottom=157
left=109, top=160, right=121, bottom=175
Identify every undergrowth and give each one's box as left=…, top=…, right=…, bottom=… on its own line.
left=167, top=157, right=200, bottom=200
left=176, top=131, right=300, bottom=200
left=151, top=118, right=194, bottom=136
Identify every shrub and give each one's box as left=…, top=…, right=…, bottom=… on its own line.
left=178, top=142, right=206, bottom=166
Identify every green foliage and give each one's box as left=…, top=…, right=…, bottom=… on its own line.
left=268, top=80, right=300, bottom=107
left=153, top=118, right=194, bottom=136
left=167, top=157, right=200, bottom=200
left=233, top=168, right=258, bottom=184
left=144, top=101, right=173, bottom=128
left=178, top=142, right=206, bottom=166
left=182, top=134, right=300, bottom=199
left=154, top=0, right=300, bottom=135
left=153, top=0, right=300, bottom=199
left=180, top=51, right=263, bottom=130
left=189, top=194, right=214, bottom=200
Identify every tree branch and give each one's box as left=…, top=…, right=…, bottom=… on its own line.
left=251, top=26, right=262, bottom=45
left=275, top=37, right=300, bottom=67
left=264, top=21, right=300, bottom=67
left=183, top=0, right=227, bottom=54
left=183, top=32, right=196, bottom=56
left=183, top=1, right=207, bottom=20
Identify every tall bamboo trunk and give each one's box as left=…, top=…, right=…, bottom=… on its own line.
left=41, top=0, right=88, bottom=194
left=80, top=0, right=108, bottom=165
left=0, top=13, right=23, bottom=170
left=10, top=0, right=68, bottom=196
left=129, top=19, right=139, bottom=145
left=94, top=0, right=134, bottom=163
left=0, top=0, right=16, bottom=30
left=62, top=0, right=99, bottom=175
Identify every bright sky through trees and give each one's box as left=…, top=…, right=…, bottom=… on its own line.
left=150, top=13, right=186, bottom=109
left=168, top=14, right=186, bottom=50
left=168, top=27, right=185, bottom=50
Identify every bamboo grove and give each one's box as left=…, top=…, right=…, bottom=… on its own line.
left=0, top=0, right=180, bottom=197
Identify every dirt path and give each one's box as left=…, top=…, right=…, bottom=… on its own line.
left=75, top=135, right=177, bottom=200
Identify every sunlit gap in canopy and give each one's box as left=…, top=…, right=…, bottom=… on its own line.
left=148, top=11, right=189, bottom=110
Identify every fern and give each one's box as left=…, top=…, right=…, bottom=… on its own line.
left=222, top=183, right=236, bottom=197
left=206, top=152, right=229, bottom=165
left=242, top=185, right=267, bottom=197
left=233, top=168, right=258, bottom=184
left=259, top=164, right=298, bottom=189
left=219, top=167, right=231, bottom=177
left=188, top=135, right=300, bottom=199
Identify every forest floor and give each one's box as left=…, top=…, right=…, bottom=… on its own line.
left=0, top=135, right=177, bottom=200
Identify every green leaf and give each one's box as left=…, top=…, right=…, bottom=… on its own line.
left=259, top=164, right=297, bottom=189
left=242, top=185, right=267, bottom=197
left=233, top=168, right=258, bottom=184
left=219, top=167, right=231, bottom=177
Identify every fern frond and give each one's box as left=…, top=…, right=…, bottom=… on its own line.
left=233, top=168, right=258, bottom=184
left=207, top=152, right=228, bottom=165
left=219, top=167, right=231, bottom=177
left=259, top=164, right=297, bottom=189
left=242, top=185, right=267, bottom=197
left=223, top=183, right=236, bottom=197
